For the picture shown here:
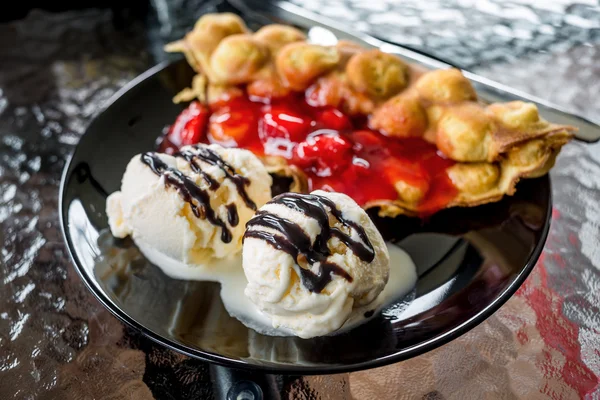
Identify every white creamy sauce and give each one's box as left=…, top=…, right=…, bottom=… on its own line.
left=327, top=243, right=417, bottom=335
left=381, top=244, right=419, bottom=304
left=141, top=241, right=417, bottom=338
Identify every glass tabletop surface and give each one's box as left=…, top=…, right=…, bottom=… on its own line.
left=1, top=0, right=599, bottom=398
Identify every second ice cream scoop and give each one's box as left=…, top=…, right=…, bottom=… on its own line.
left=242, top=190, right=390, bottom=338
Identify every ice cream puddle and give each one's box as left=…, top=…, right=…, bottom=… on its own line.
left=139, top=241, right=416, bottom=338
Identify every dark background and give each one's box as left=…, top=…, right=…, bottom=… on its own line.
left=2, top=1, right=148, bottom=22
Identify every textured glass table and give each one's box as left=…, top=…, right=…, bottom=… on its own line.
left=1, top=1, right=599, bottom=398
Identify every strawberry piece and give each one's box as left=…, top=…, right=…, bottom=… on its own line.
left=167, top=101, right=208, bottom=147
left=259, top=104, right=312, bottom=143
left=316, top=108, right=351, bottom=131
left=346, top=156, right=371, bottom=178
left=208, top=97, right=259, bottom=146
left=350, top=130, right=386, bottom=148
left=293, top=132, right=353, bottom=177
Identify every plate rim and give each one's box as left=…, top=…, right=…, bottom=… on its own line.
left=59, top=60, right=552, bottom=375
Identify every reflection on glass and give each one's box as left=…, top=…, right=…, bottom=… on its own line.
left=68, top=199, right=100, bottom=278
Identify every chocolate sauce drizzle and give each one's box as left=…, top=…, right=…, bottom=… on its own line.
left=244, top=193, right=375, bottom=293
left=175, top=148, right=220, bottom=190
left=175, top=146, right=257, bottom=211
left=226, top=203, right=239, bottom=227
left=141, top=152, right=233, bottom=243
left=140, top=146, right=261, bottom=243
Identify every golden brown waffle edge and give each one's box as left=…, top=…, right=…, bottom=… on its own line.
left=164, top=13, right=576, bottom=216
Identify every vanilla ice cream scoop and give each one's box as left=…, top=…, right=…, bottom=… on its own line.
left=106, top=143, right=272, bottom=277
left=242, top=190, right=390, bottom=338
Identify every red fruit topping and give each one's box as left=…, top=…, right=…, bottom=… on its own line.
left=168, top=101, right=208, bottom=146
left=316, top=108, right=351, bottom=131
left=208, top=97, right=260, bottom=146
left=259, top=104, right=313, bottom=143
left=305, top=75, right=344, bottom=109
left=160, top=90, right=459, bottom=215
left=350, top=130, right=386, bottom=148
left=348, top=156, right=371, bottom=177
left=379, top=156, right=428, bottom=190
left=293, top=132, right=353, bottom=176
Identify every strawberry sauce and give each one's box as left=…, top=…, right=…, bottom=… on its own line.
left=158, top=91, right=458, bottom=215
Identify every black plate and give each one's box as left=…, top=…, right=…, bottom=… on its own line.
left=59, top=58, right=551, bottom=374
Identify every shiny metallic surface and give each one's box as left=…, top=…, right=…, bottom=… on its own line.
left=243, top=0, right=600, bottom=142
left=1, top=1, right=599, bottom=398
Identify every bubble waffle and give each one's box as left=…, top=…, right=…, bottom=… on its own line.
left=162, top=13, right=575, bottom=217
